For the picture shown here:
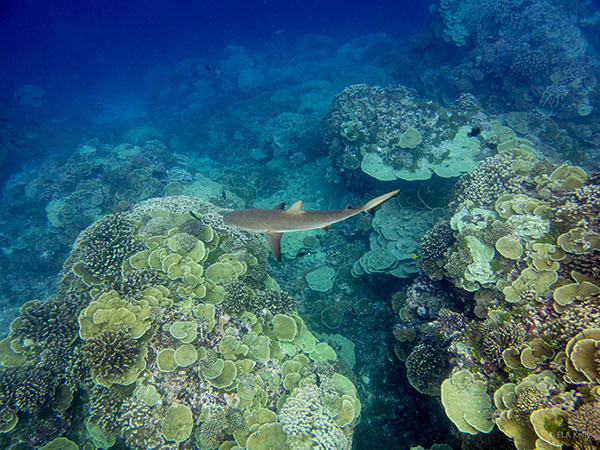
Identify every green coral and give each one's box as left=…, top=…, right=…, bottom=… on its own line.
left=77, top=290, right=153, bottom=340
left=169, top=321, right=198, bottom=343
left=503, top=267, right=558, bottom=303
left=246, top=422, right=289, bottom=450
left=272, top=314, right=298, bottom=341
left=305, top=266, right=335, bottom=292
left=134, top=384, right=161, bottom=406
left=161, top=404, right=194, bottom=443
left=308, top=342, right=337, bottom=362
left=207, top=360, right=238, bottom=389
left=495, top=236, right=523, bottom=260
left=441, top=369, right=494, bottom=435
left=38, top=437, right=79, bottom=450
left=174, top=344, right=198, bottom=367
left=355, top=200, right=430, bottom=278
left=157, top=348, right=177, bottom=372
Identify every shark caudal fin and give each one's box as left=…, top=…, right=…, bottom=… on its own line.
left=360, top=189, right=401, bottom=213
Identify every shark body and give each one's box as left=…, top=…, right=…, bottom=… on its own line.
left=222, top=189, right=400, bottom=261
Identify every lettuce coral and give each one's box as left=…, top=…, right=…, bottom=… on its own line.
left=441, top=369, right=494, bottom=435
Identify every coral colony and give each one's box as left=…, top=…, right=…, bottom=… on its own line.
left=2, top=0, right=600, bottom=449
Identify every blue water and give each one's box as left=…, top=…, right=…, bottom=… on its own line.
left=0, top=0, right=430, bottom=179
left=0, top=1, right=429, bottom=97
left=2, top=0, right=600, bottom=449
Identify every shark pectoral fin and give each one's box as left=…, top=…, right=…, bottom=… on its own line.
left=273, top=202, right=286, bottom=210
left=266, top=232, right=284, bottom=262
left=286, top=201, right=303, bottom=213
left=321, top=225, right=330, bottom=232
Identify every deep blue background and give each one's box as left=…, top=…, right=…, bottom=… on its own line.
left=0, top=0, right=432, bottom=96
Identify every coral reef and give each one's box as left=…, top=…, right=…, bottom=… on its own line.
left=0, top=196, right=360, bottom=449
left=390, top=127, right=600, bottom=449
left=3, top=10, right=600, bottom=449
left=324, top=84, right=489, bottom=185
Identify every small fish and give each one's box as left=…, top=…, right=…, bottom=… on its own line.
left=204, top=65, right=211, bottom=72
left=221, top=189, right=227, bottom=200
left=296, top=250, right=310, bottom=257
left=189, top=211, right=201, bottom=221
left=467, top=127, right=481, bottom=138
left=0, top=118, right=7, bottom=123
left=410, top=253, right=419, bottom=260
left=315, top=373, right=321, bottom=387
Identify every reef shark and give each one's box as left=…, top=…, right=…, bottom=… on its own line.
left=222, top=189, right=400, bottom=261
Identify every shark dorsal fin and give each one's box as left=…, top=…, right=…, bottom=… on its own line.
left=287, top=201, right=303, bottom=213
left=266, top=232, right=283, bottom=261
left=273, top=202, right=286, bottom=210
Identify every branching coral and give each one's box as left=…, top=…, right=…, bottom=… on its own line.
left=452, top=151, right=529, bottom=210
left=479, top=319, right=525, bottom=367
left=279, top=382, right=350, bottom=450
left=552, top=294, right=600, bottom=343
left=87, top=384, right=125, bottom=434
left=113, top=268, right=173, bottom=298
left=118, top=396, right=164, bottom=450
left=222, top=279, right=253, bottom=316
left=0, top=367, right=57, bottom=415
left=83, top=330, right=146, bottom=387
left=66, top=213, right=145, bottom=284
left=556, top=178, right=600, bottom=230
left=444, top=247, right=474, bottom=285
left=249, top=289, right=296, bottom=315
left=405, top=342, right=451, bottom=396
left=11, top=297, right=79, bottom=347
left=197, top=408, right=246, bottom=448
left=420, top=221, right=453, bottom=260
left=568, top=401, right=600, bottom=441
left=511, top=386, right=549, bottom=426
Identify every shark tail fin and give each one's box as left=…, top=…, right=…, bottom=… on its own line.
left=361, top=189, right=401, bottom=213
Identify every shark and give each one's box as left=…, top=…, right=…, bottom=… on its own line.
left=222, top=189, right=400, bottom=261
